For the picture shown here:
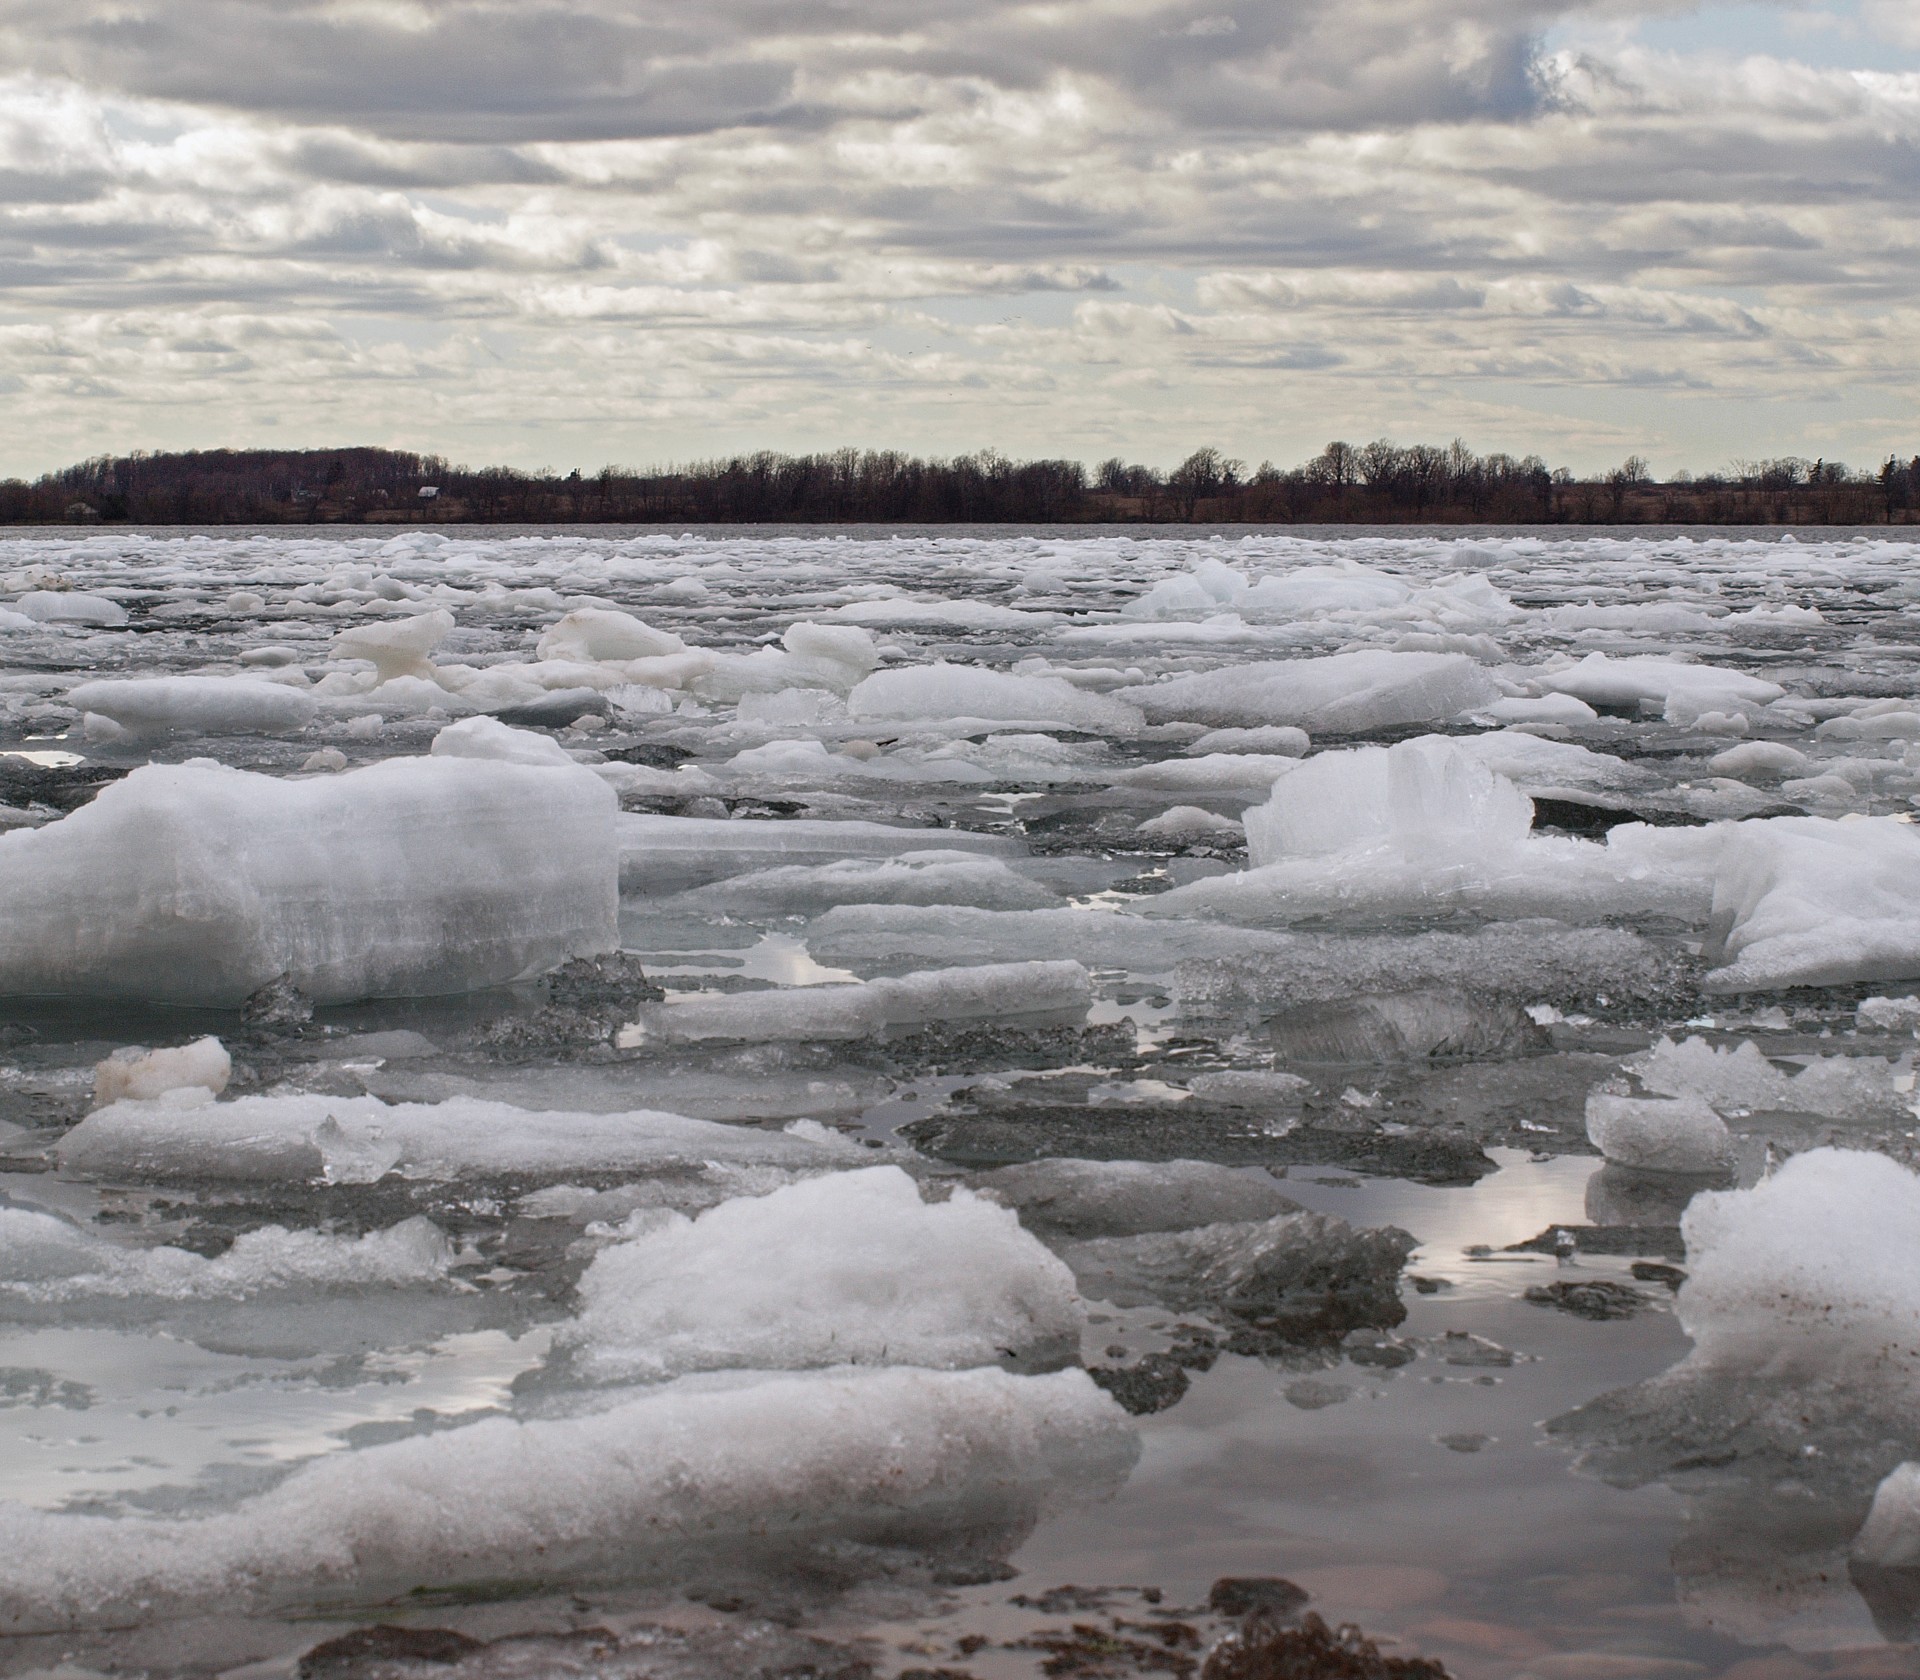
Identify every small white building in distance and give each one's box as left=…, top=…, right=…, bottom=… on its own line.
left=418, top=485, right=440, bottom=500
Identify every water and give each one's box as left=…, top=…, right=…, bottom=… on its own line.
left=2, top=525, right=1919, bottom=1679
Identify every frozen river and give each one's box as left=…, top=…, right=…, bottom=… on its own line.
left=2, top=524, right=1920, bottom=1679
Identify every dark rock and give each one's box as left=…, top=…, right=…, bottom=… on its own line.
left=601, top=742, right=693, bottom=768
left=902, top=1104, right=1494, bottom=1187
left=241, top=973, right=315, bottom=1029
left=1506, top=1224, right=1685, bottom=1261
left=1630, top=1261, right=1688, bottom=1290
left=494, top=688, right=608, bottom=727
left=298, top=1625, right=483, bottom=1680
left=1090, top=1353, right=1191, bottom=1415
left=1208, top=1577, right=1309, bottom=1621
left=0, top=757, right=129, bottom=813
left=1524, top=1279, right=1649, bottom=1321
left=1530, top=796, right=1706, bottom=837
left=1202, top=1610, right=1451, bottom=1679
left=544, top=950, right=664, bottom=1010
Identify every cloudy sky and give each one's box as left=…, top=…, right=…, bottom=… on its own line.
left=0, top=0, right=1912, bottom=477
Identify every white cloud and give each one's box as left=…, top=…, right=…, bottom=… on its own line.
left=0, top=3, right=1905, bottom=473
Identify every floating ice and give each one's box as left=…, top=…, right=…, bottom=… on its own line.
left=617, top=813, right=1019, bottom=895
left=1534, top=653, right=1783, bottom=721
left=67, top=677, right=318, bottom=739
left=617, top=960, right=1091, bottom=1046
left=1705, top=816, right=1920, bottom=990
left=1585, top=1092, right=1734, bottom=1175
left=330, top=609, right=454, bottom=682
left=0, top=1208, right=451, bottom=1306
left=849, top=663, right=1144, bottom=734
left=1157, top=738, right=1725, bottom=927
left=0, top=757, right=618, bottom=1004
left=1241, top=736, right=1534, bottom=863
left=57, top=1093, right=861, bottom=1184
left=0, top=1365, right=1135, bottom=1631
left=429, top=715, right=577, bottom=767
left=1631, top=1035, right=1909, bottom=1123
left=15, top=590, right=126, bottom=626
left=536, top=606, right=687, bottom=664
left=92, top=1037, right=231, bottom=1105
left=1116, top=650, right=1499, bottom=734
left=673, top=850, right=1061, bottom=914
left=557, top=1167, right=1084, bottom=1383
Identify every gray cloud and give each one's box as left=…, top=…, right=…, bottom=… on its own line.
left=0, top=0, right=1907, bottom=475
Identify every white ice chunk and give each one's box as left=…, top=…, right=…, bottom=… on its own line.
left=849, top=663, right=1144, bottom=734
left=1585, top=1092, right=1734, bottom=1174
left=93, top=1037, right=230, bottom=1106
left=536, top=606, right=686, bottom=663
left=1710, top=740, right=1809, bottom=779
left=1631, top=1035, right=1909, bottom=1123
left=557, top=1167, right=1083, bottom=1383
left=66, top=677, right=317, bottom=739
left=1243, top=736, right=1534, bottom=863
left=1860, top=996, right=1920, bottom=1032
left=15, top=591, right=126, bottom=626
left=1680, top=1148, right=1920, bottom=1368
left=1476, top=693, right=1598, bottom=726
left=0, top=1365, right=1134, bottom=1631
left=329, top=609, right=454, bottom=682
left=1705, top=816, right=1920, bottom=991
left=57, top=1093, right=861, bottom=1184
left=1160, top=739, right=1726, bottom=928
left=1535, top=653, right=1783, bottom=710
left=1854, top=1463, right=1920, bottom=1570
left=1188, top=725, right=1310, bottom=756
left=1115, top=754, right=1302, bottom=792
left=430, top=715, right=576, bottom=767
left=0, top=757, right=617, bottom=1004
left=1117, top=651, right=1499, bottom=734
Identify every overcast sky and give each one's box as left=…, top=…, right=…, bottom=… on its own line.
left=0, top=0, right=1912, bottom=477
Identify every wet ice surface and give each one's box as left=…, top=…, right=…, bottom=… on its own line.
left=4, top=525, right=1920, bottom=1678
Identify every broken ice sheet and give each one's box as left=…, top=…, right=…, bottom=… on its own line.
left=6, top=527, right=1920, bottom=1672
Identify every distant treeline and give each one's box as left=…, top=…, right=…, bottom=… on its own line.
left=5, top=442, right=1919, bottom=526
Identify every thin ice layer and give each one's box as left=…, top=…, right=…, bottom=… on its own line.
left=0, top=757, right=619, bottom=1004
left=56, top=1093, right=862, bottom=1184
left=556, top=1167, right=1084, bottom=1383
left=0, top=1365, right=1137, bottom=1632
left=0, top=1208, right=452, bottom=1306
left=618, top=813, right=1019, bottom=895
left=972, top=1158, right=1302, bottom=1239
left=617, top=960, right=1091, bottom=1045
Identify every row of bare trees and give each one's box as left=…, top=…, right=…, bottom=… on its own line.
left=4, top=442, right=1916, bottom=525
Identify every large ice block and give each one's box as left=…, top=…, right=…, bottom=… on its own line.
left=0, top=1365, right=1135, bottom=1631
left=0, top=756, right=618, bottom=1004
left=1116, top=650, right=1499, bottom=733
left=1704, top=815, right=1920, bottom=990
